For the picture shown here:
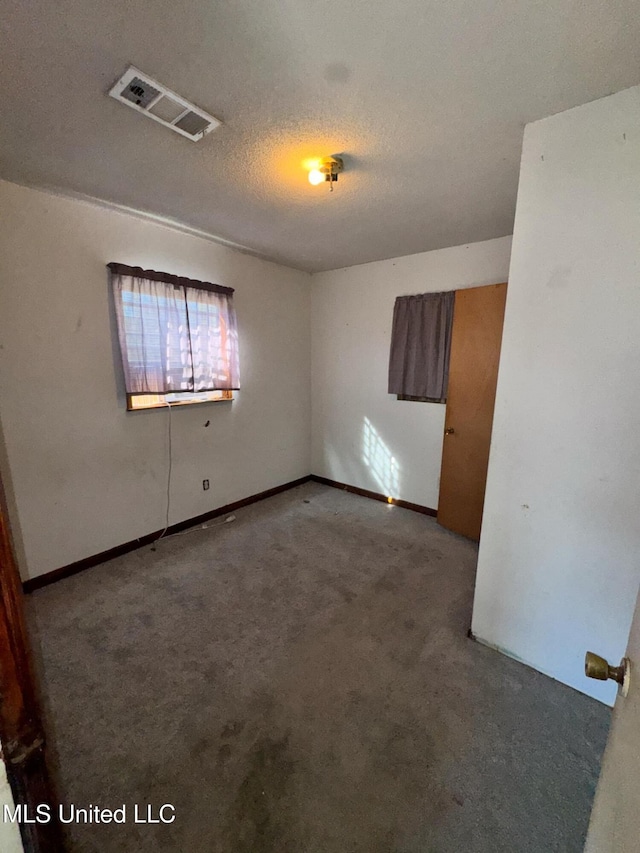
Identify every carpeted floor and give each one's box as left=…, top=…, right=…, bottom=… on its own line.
left=26, top=482, right=609, bottom=852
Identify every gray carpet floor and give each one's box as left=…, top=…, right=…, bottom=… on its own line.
left=26, top=482, right=609, bottom=852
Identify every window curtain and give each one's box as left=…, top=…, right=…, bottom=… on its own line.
left=109, top=264, right=240, bottom=395
left=388, top=291, right=454, bottom=402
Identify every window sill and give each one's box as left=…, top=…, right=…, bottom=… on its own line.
left=127, top=391, right=234, bottom=411
left=396, top=394, right=445, bottom=404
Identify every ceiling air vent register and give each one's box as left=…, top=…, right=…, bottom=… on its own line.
left=109, top=66, right=221, bottom=141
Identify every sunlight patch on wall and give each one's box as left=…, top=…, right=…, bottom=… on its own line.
left=362, top=417, right=400, bottom=498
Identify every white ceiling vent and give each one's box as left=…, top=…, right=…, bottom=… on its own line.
left=109, top=66, right=221, bottom=141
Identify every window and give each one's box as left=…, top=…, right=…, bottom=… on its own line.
left=109, top=263, right=240, bottom=411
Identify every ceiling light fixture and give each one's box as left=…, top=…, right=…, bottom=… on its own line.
left=307, top=156, right=344, bottom=191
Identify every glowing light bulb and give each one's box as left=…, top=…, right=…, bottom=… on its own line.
left=308, top=169, right=325, bottom=186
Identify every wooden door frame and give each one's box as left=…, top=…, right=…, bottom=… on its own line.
left=0, top=473, right=65, bottom=850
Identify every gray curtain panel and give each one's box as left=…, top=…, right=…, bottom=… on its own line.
left=388, top=291, right=455, bottom=402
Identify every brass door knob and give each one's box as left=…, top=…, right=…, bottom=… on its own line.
left=445, top=427, right=455, bottom=435
left=585, top=651, right=628, bottom=687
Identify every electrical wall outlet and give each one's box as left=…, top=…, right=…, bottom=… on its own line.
left=202, top=479, right=210, bottom=491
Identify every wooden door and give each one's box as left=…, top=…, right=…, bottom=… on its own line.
left=0, top=472, right=64, bottom=850
left=584, top=584, right=640, bottom=853
left=437, top=282, right=507, bottom=541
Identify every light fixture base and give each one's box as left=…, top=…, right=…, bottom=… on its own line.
left=307, top=155, right=345, bottom=190
left=321, top=156, right=343, bottom=180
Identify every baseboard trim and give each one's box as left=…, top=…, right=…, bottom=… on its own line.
left=309, top=475, right=437, bottom=518
left=22, top=475, right=312, bottom=593
left=23, top=474, right=436, bottom=593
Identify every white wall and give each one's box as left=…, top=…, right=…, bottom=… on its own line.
left=472, top=86, right=640, bottom=705
left=310, top=237, right=512, bottom=508
left=0, top=180, right=311, bottom=580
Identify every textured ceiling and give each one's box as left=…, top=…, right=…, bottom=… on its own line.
left=1, top=0, right=639, bottom=272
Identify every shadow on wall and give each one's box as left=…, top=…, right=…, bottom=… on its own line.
left=362, top=417, right=400, bottom=499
